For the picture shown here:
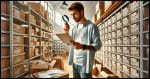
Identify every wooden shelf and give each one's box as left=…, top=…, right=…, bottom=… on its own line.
left=95, top=1, right=125, bottom=25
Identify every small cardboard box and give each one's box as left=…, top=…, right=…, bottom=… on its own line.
left=1, top=1, right=8, bottom=14
left=13, top=23, right=25, bottom=34
left=28, top=3, right=44, bottom=16
left=13, top=7, right=20, bottom=19
left=44, top=10, right=49, bottom=19
left=13, top=46, right=24, bottom=55
left=1, top=20, right=9, bottom=31
left=13, top=35, right=24, bottom=44
left=1, top=34, right=10, bottom=44
left=13, top=54, right=25, bottom=65
left=31, top=63, right=50, bottom=74
left=1, top=69, right=10, bottom=78
left=1, top=57, right=10, bottom=69
left=20, top=10, right=26, bottom=21
left=1, top=47, right=10, bottom=56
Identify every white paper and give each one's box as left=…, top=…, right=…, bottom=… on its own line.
left=56, top=33, right=73, bottom=45
left=36, top=69, right=66, bottom=78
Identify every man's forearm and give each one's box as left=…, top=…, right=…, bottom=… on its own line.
left=82, top=44, right=96, bottom=51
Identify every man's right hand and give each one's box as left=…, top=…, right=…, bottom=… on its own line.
left=64, top=23, right=70, bottom=33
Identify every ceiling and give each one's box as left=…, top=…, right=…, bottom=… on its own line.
left=49, top=1, right=98, bottom=20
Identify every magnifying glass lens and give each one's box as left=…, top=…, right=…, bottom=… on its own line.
left=62, top=15, right=69, bottom=23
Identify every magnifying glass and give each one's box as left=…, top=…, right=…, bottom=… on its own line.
left=62, top=15, right=69, bottom=23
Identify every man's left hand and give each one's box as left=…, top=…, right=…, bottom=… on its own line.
left=71, top=41, right=83, bottom=49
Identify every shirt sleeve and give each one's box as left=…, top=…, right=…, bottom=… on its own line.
left=91, top=25, right=102, bottom=51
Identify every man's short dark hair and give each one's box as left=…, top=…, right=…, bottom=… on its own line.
left=68, top=2, right=84, bottom=12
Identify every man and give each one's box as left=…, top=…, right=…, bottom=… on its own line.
left=64, top=2, right=102, bottom=78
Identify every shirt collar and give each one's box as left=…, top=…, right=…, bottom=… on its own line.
left=77, top=20, right=90, bottom=27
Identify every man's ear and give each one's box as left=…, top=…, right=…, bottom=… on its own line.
left=81, top=10, right=84, bottom=16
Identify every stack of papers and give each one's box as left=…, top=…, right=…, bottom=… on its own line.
left=35, top=69, right=67, bottom=78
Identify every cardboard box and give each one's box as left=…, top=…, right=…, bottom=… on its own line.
left=1, top=47, right=10, bottom=56
left=20, top=10, right=26, bottom=21
left=1, top=57, right=10, bottom=69
left=31, top=29, right=35, bottom=35
left=13, top=64, right=25, bottom=77
left=1, top=20, right=9, bottom=31
left=143, top=33, right=149, bottom=45
left=53, top=56, right=64, bottom=69
left=31, top=62, right=51, bottom=74
left=35, top=48, right=39, bottom=56
left=24, top=37, right=29, bottom=45
left=13, top=7, right=20, bottom=19
left=41, top=22, right=46, bottom=29
left=36, top=20, right=41, bottom=26
left=13, top=23, right=25, bottom=34
left=1, top=69, right=10, bottom=78
left=25, top=14, right=36, bottom=24
left=143, top=19, right=149, bottom=31
left=144, top=4, right=149, bottom=18
left=28, top=3, right=44, bottom=16
left=30, top=48, right=35, bottom=58
left=13, top=35, right=24, bottom=44
left=13, top=46, right=24, bottom=55
left=1, top=1, right=8, bottom=14
left=92, top=65, right=99, bottom=76
left=44, top=10, right=49, bottom=19
left=13, top=54, right=25, bottom=65
left=25, top=28, right=34, bottom=35
left=49, top=60, right=56, bottom=68
left=1, top=34, right=10, bottom=44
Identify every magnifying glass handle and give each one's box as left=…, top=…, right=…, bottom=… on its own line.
left=64, top=22, right=70, bottom=33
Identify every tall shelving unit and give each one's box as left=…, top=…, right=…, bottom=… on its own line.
left=95, top=1, right=149, bottom=78
left=1, top=1, right=54, bottom=78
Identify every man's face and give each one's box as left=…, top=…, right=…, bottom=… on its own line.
left=69, top=9, right=83, bottom=22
